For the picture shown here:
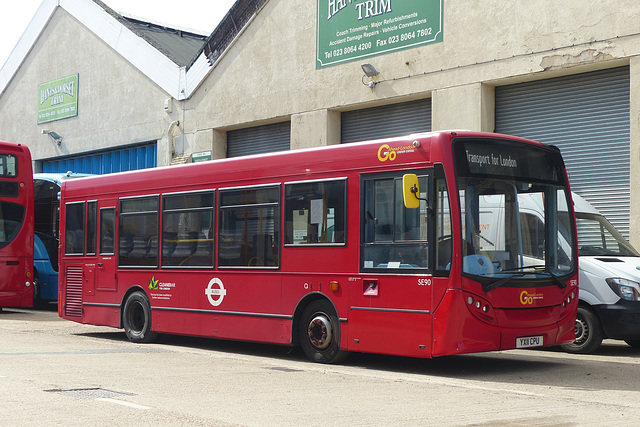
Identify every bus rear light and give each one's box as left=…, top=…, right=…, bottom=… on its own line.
left=330, top=281, right=339, bottom=292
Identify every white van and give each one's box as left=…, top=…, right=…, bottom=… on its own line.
left=474, top=192, right=640, bottom=353
left=562, top=194, right=640, bottom=353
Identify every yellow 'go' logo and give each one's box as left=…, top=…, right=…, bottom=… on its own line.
left=378, top=144, right=396, bottom=162
left=520, top=290, right=542, bottom=305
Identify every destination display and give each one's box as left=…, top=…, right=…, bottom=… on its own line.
left=316, top=0, right=443, bottom=69
left=454, top=138, right=561, bottom=182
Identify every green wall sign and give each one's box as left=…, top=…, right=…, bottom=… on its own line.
left=37, top=74, right=79, bottom=124
left=316, top=0, right=443, bottom=69
left=192, top=151, right=212, bottom=163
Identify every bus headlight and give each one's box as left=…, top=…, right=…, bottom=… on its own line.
left=606, top=278, right=640, bottom=302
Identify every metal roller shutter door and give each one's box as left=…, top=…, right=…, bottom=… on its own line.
left=495, top=66, right=630, bottom=237
left=227, top=122, right=291, bottom=158
left=341, top=98, right=432, bottom=143
left=42, top=143, right=157, bottom=175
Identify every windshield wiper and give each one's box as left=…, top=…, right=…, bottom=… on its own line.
left=483, top=266, right=567, bottom=292
left=483, top=273, right=524, bottom=292
left=542, top=270, right=566, bottom=289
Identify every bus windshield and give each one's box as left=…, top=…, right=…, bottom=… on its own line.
left=0, top=153, right=18, bottom=177
left=454, top=138, right=576, bottom=283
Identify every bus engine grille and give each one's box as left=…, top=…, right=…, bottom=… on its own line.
left=64, top=265, right=83, bottom=317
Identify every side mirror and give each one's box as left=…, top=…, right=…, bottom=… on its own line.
left=402, top=174, right=420, bottom=209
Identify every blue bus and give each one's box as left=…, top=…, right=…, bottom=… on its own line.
left=33, top=173, right=90, bottom=305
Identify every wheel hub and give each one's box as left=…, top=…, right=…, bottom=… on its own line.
left=308, top=314, right=333, bottom=350
left=574, top=317, right=588, bottom=344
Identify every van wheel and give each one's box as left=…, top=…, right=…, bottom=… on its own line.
left=561, top=306, right=603, bottom=354
left=299, top=300, right=349, bottom=364
left=122, top=292, right=158, bottom=343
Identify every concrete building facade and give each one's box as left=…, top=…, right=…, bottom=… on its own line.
left=0, top=0, right=639, bottom=244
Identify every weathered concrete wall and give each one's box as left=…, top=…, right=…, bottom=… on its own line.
left=0, top=8, right=175, bottom=167
left=1, top=0, right=640, bottom=240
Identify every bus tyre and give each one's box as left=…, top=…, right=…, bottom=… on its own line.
left=32, top=273, right=45, bottom=309
left=299, top=300, right=349, bottom=364
left=122, top=292, right=158, bottom=343
left=561, top=306, right=603, bottom=354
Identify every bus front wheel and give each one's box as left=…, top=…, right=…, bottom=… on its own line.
left=299, top=300, right=349, bottom=364
left=122, top=291, right=158, bottom=343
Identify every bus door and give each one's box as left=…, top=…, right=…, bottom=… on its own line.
left=352, top=170, right=436, bottom=357
left=96, top=202, right=117, bottom=292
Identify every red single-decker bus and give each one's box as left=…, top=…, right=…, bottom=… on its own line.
left=58, top=131, right=578, bottom=363
left=0, top=141, right=34, bottom=308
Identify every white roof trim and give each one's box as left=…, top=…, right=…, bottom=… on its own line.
left=0, top=0, right=207, bottom=100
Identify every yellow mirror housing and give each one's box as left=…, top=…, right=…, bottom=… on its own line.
left=402, top=174, right=420, bottom=209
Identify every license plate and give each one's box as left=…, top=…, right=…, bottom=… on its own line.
left=516, top=335, right=543, bottom=348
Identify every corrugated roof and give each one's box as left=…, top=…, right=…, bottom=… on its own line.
left=1, top=0, right=265, bottom=100
left=93, top=0, right=208, bottom=67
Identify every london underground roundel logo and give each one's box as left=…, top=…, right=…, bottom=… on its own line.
left=205, top=278, right=227, bottom=306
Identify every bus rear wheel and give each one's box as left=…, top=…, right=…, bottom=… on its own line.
left=299, top=300, right=349, bottom=364
left=122, top=291, right=158, bottom=343
left=32, top=273, right=46, bottom=309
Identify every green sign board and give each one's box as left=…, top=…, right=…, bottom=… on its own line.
left=37, top=74, right=79, bottom=124
left=316, top=0, right=443, bottom=69
left=192, top=151, right=212, bottom=163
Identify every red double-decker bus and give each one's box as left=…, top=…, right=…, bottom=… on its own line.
left=58, top=131, right=578, bottom=363
left=0, top=141, right=34, bottom=308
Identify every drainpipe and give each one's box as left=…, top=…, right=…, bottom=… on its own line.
left=168, top=120, right=180, bottom=158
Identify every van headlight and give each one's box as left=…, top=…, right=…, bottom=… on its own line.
left=606, top=278, right=640, bottom=301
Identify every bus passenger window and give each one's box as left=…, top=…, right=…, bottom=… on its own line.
left=361, top=173, right=429, bottom=270
left=118, top=196, right=159, bottom=267
left=99, top=208, right=115, bottom=255
left=219, top=186, right=279, bottom=268
left=64, top=202, right=85, bottom=255
left=284, top=180, right=346, bottom=245
left=162, top=191, right=214, bottom=267
left=435, top=175, right=452, bottom=272
left=86, top=201, right=97, bottom=255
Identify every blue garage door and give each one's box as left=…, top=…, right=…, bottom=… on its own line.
left=42, top=143, right=157, bottom=174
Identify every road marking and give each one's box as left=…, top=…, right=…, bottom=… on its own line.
left=96, top=398, right=151, bottom=410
